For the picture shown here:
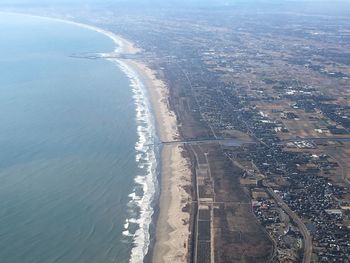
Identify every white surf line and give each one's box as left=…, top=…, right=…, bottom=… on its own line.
left=0, top=11, right=156, bottom=263
left=116, top=60, right=157, bottom=263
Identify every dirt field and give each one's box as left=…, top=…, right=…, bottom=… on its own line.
left=202, top=144, right=273, bottom=263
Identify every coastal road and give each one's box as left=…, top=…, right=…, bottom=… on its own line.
left=162, top=138, right=248, bottom=145
left=225, top=135, right=313, bottom=262
left=143, top=138, right=252, bottom=148
left=265, top=185, right=312, bottom=263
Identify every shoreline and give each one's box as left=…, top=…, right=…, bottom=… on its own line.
left=125, top=60, right=191, bottom=263
left=0, top=11, right=192, bottom=263
left=99, top=26, right=192, bottom=263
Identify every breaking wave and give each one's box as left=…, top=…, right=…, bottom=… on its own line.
left=112, top=60, right=158, bottom=263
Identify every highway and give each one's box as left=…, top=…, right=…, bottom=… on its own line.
left=265, top=185, right=312, bottom=263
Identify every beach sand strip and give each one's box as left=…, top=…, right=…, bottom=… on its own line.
left=116, top=37, right=192, bottom=262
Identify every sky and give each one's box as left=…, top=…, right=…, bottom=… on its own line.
left=1, top=0, right=350, bottom=13
left=1, top=0, right=348, bottom=5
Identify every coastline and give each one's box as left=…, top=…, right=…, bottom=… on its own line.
left=125, top=60, right=192, bottom=263
left=44, top=14, right=192, bottom=263
left=117, top=41, right=192, bottom=262
left=105, top=28, right=192, bottom=262
left=0, top=11, right=192, bottom=263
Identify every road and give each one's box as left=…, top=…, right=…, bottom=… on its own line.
left=265, top=185, right=312, bottom=263
left=161, top=137, right=250, bottom=146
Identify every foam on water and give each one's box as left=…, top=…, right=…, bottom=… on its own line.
left=109, top=60, right=158, bottom=262
left=54, top=18, right=158, bottom=262
left=0, top=13, right=159, bottom=263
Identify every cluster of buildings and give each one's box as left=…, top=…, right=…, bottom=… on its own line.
left=253, top=198, right=303, bottom=262
left=91, top=8, right=350, bottom=261
left=281, top=174, right=350, bottom=262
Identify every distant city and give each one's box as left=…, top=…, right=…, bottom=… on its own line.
left=1, top=1, right=350, bottom=262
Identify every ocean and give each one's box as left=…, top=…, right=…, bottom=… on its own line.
left=0, top=13, right=158, bottom=263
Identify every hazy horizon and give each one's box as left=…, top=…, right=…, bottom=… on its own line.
left=2, top=0, right=350, bottom=7
left=1, top=0, right=350, bottom=16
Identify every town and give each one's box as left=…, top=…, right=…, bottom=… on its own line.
left=24, top=4, right=350, bottom=262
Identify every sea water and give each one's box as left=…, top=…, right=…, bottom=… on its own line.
left=0, top=13, right=157, bottom=263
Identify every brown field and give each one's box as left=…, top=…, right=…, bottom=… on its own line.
left=255, top=101, right=349, bottom=140
left=321, top=141, right=350, bottom=183
left=201, top=144, right=273, bottom=263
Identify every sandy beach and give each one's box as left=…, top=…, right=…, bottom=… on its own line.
left=12, top=12, right=192, bottom=261
left=152, top=143, right=192, bottom=263
left=113, top=34, right=192, bottom=262
left=57, top=17, right=192, bottom=261
left=0, top=12, right=191, bottom=263
left=3, top=12, right=192, bottom=261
